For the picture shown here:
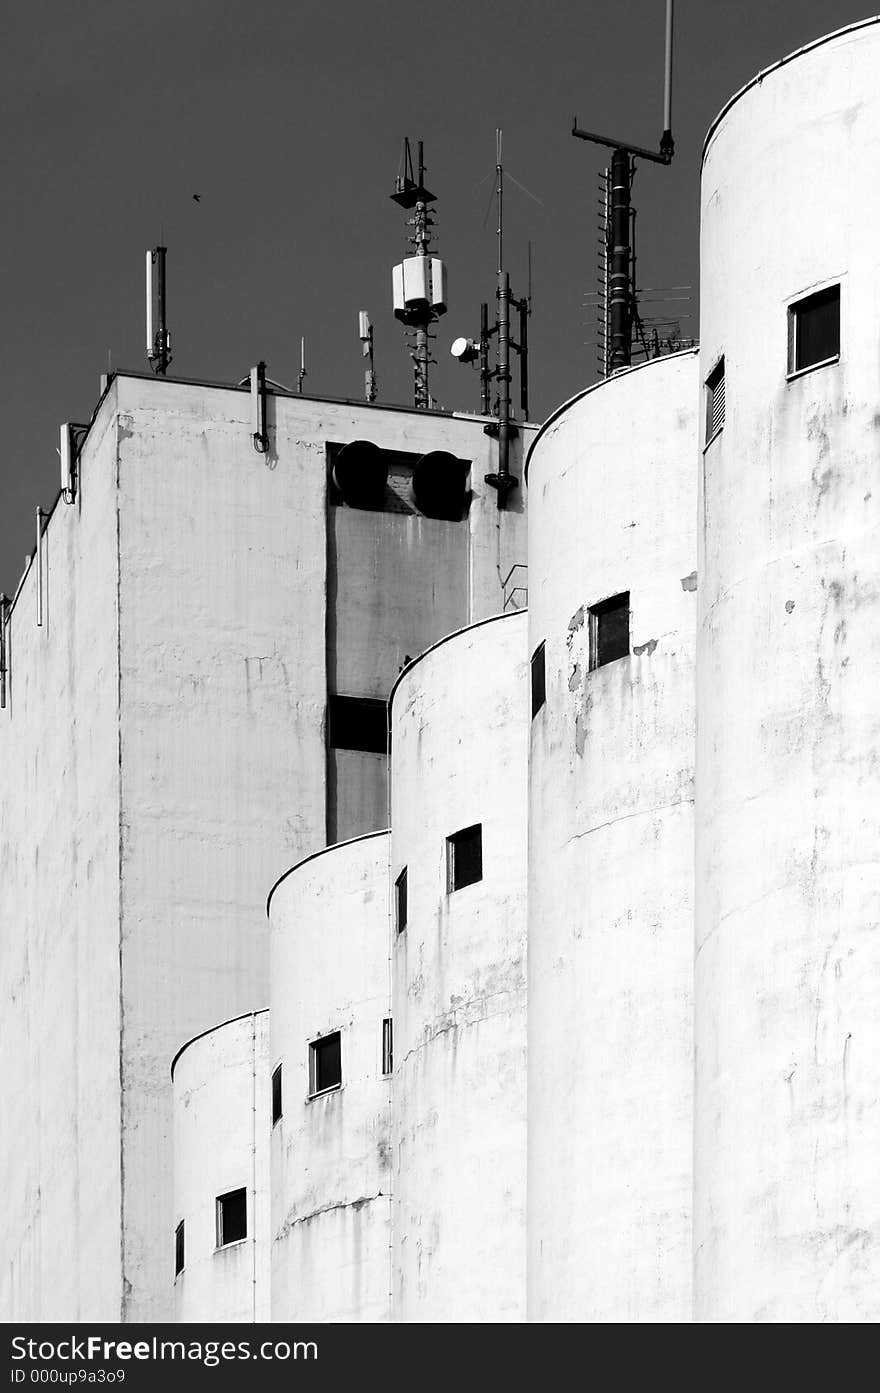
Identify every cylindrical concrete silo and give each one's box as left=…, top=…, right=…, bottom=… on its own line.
left=526, top=351, right=698, bottom=1322
left=390, top=612, right=528, bottom=1322
left=696, top=19, right=880, bottom=1322
left=268, top=830, right=392, bottom=1322
left=171, top=1010, right=270, bottom=1322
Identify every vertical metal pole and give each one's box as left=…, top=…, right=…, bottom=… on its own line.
left=480, top=303, right=490, bottom=414
left=156, top=247, right=167, bottom=374
left=497, top=269, right=511, bottom=482
left=145, top=251, right=154, bottom=357
left=0, top=593, right=7, bottom=709
left=519, top=298, right=529, bottom=418
left=663, top=0, right=674, bottom=137
left=609, top=148, right=632, bottom=372
left=35, top=508, right=43, bottom=628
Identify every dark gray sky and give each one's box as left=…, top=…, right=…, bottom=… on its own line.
left=0, top=1, right=869, bottom=594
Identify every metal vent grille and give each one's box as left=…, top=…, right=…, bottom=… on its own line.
left=706, top=358, right=725, bottom=442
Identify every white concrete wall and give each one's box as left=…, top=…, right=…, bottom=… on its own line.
left=172, top=1011, right=270, bottom=1322
left=390, top=612, right=528, bottom=1322
left=269, top=831, right=392, bottom=1323
left=1, top=370, right=524, bottom=1323
left=526, top=352, right=698, bottom=1322
left=0, top=405, right=123, bottom=1321
left=697, top=18, right=880, bottom=1322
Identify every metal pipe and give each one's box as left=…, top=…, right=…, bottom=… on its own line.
left=0, top=593, right=7, bottom=710
left=609, top=148, right=632, bottom=372
left=35, top=508, right=43, bottom=628
left=145, top=250, right=154, bottom=357
left=663, top=0, right=674, bottom=136
left=251, top=362, right=268, bottom=452
left=480, top=303, right=490, bottom=414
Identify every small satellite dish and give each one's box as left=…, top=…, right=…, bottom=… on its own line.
left=451, top=336, right=478, bottom=363
left=332, top=440, right=388, bottom=509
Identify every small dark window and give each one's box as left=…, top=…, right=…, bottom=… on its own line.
left=271, top=1064, right=282, bottom=1126
left=309, top=1031, right=342, bottom=1096
left=328, top=695, right=388, bottom=754
left=789, top=284, right=840, bottom=374
left=395, top=867, right=408, bottom=933
left=705, top=357, right=725, bottom=442
left=382, top=1018, right=393, bottom=1075
left=531, top=642, right=546, bottom=718
left=216, top=1188, right=247, bottom=1247
left=174, top=1220, right=185, bottom=1277
left=589, top=592, right=629, bottom=670
left=447, top=823, right=482, bottom=893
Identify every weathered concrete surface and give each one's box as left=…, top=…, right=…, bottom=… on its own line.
left=269, top=831, right=392, bottom=1323
left=697, top=19, right=880, bottom=1322
left=526, top=352, right=697, bottom=1322
left=390, top=612, right=528, bottom=1321
left=1, top=373, right=523, bottom=1323
left=172, top=1011, right=270, bottom=1322
left=0, top=403, right=123, bottom=1321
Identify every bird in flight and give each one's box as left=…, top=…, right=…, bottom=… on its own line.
left=192, top=193, right=201, bottom=202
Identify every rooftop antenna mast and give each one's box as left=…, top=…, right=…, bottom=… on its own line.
left=298, top=337, right=307, bottom=394
left=359, top=312, right=378, bottom=402
left=146, top=246, right=172, bottom=375
left=572, top=0, right=675, bottom=374
left=451, top=130, right=532, bottom=509
left=391, top=139, right=447, bottom=409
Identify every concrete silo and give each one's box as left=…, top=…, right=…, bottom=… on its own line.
left=526, top=351, right=698, bottom=1321
left=268, top=831, right=392, bottom=1322
left=389, top=612, right=528, bottom=1321
left=696, top=18, right=880, bottom=1321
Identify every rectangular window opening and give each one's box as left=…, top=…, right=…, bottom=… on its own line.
left=309, top=1031, right=342, bottom=1097
left=382, top=1017, right=393, bottom=1076
left=328, top=695, right=388, bottom=754
left=789, top=284, right=840, bottom=375
left=589, top=592, right=630, bottom=670
left=705, top=356, right=725, bottom=443
left=271, top=1064, right=283, bottom=1126
left=447, top=823, right=482, bottom=893
left=531, top=641, right=546, bottom=718
left=216, top=1188, right=247, bottom=1248
left=395, top=867, right=408, bottom=933
left=174, top=1220, right=185, bottom=1277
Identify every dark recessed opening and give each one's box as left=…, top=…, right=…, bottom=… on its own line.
left=174, top=1220, right=185, bottom=1277
left=382, top=1018, right=393, bottom=1076
left=310, top=1031, right=342, bottom=1096
left=705, top=356, right=725, bottom=442
left=789, top=284, right=840, bottom=374
left=395, top=867, right=408, bottom=933
left=531, top=641, right=546, bottom=718
left=216, top=1188, right=247, bottom=1248
left=328, top=695, right=388, bottom=754
left=447, top=823, right=482, bottom=893
left=271, top=1064, right=282, bottom=1126
left=589, top=592, right=630, bottom=669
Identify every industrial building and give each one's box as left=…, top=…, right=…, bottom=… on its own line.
left=4, top=14, right=880, bottom=1324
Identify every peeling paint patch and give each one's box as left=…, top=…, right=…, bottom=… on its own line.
left=785, top=600, right=796, bottom=614
left=568, top=605, right=585, bottom=633
left=568, top=664, right=581, bottom=692
left=633, top=638, right=658, bottom=656
left=680, top=571, right=697, bottom=592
